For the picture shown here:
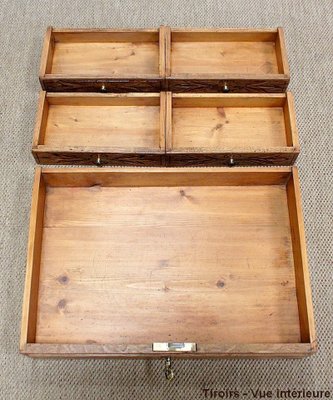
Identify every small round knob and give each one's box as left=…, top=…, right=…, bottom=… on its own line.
left=228, top=157, right=235, bottom=167
left=222, top=82, right=230, bottom=93
left=95, top=154, right=102, bottom=167
left=100, top=84, right=107, bottom=93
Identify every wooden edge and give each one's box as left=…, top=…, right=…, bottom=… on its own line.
left=168, top=73, right=290, bottom=80
left=39, top=26, right=54, bottom=80
left=159, top=26, right=171, bottom=78
left=171, top=28, right=278, bottom=33
left=22, top=343, right=315, bottom=358
left=38, top=167, right=292, bottom=188
left=46, top=92, right=160, bottom=99
left=33, top=146, right=164, bottom=155
left=172, top=93, right=286, bottom=99
left=287, top=167, right=316, bottom=347
left=285, top=92, right=300, bottom=149
left=165, top=92, right=172, bottom=152
left=43, top=73, right=161, bottom=80
left=32, top=91, right=47, bottom=148
left=40, top=166, right=292, bottom=174
left=51, top=28, right=158, bottom=34
left=20, top=167, right=45, bottom=352
left=276, top=27, right=290, bottom=76
left=166, top=147, right=298, bottom=154
left=159, top=92, right=166, bottom=151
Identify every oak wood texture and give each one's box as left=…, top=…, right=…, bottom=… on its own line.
left=39, top=27, right=289, bottom=93
left=32, top=92, right=298, bottom=166
left=32, top=92, right=165, bottom=166
left=21, top=167, right=316, bottom=358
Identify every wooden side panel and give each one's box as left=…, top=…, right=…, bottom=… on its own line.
left=286, top=168, right=316, bottom=347
left=33, top=151, right=164, bottom=167
left=166, top=78, right=289, bottom=93
left=167, top=152, right=297, bottom=167
left=275, top=28, right=290, bottom=76
left=39, top=27, right=55, bottom=83
left=40, top=78, right=163, bottom=92
left=20, top=168, right=46, bottom=351
left=40, top=167, right=292, bottom=187
left=23, top=343, right=315, bottom=359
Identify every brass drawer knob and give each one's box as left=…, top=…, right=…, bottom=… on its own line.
left=95, top=154, right=102, bottom=167
left=100, top=84, right=107, bottom=93
left=222, top=82, right=230, bottom=93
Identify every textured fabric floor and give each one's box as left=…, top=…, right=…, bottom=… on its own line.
left=0, top=0, right=332, bottom=398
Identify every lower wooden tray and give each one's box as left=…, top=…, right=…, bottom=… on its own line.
left=21, top=167, right=316, bottom=358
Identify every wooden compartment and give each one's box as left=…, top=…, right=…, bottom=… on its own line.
left=39, top=26, right=289, bottom=93
left=167, top=28, right=290, bottom=93
left=21, top=167, right=316, bottom=358
left=33, top=91, right=298, bottom=167
left=32, top=92, right=165, bottom=166
left=39, top=27, right=168, bottom=92
left=166, top=92, right=299, bottom=166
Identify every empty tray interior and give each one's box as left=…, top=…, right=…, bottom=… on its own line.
left=171, top=30, right=285, bottom=76
left=171, top=94, right=296, bottom=151
left=26, top=169, right=310, bottom=347
left=48, top=31, right=160, bottom=76
left=36, top=93, right=162, bottom=150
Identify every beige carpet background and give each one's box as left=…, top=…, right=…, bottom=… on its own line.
left=0, top=0, right=332, bottom=398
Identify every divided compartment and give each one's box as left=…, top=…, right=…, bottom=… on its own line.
left=21, top=167, right=316, bottom=358
left=40, top=27, right=168, bottom=92
left=166, top=92, right=299, bottom=166
left=32, top=92, right=165, bottom=166
left=33, top=92, right=299, bottom=167
left=39, top=27, right=289, bottom=93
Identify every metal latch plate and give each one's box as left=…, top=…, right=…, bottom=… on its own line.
left=152, top=342, right=197, bottom=352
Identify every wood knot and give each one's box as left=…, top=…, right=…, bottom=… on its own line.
left=57, top=275, right=69, bottom=285
left=57, top=299, right=67, bottom=309
left=216, top=280, right=225, bottom=288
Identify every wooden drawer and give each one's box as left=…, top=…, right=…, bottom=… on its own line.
left=32, top=92, right=298, bottom=166
left=166, top=27, right=289, bottom=93
left=166, top=92, right=299, bottom=166
left=39, top=28, right=166, bottom=92
left=32, top=92, right=165, bottom=166
left=40, top=27, right=289, bottom=93
left=21, top=167, right=316, bottom=359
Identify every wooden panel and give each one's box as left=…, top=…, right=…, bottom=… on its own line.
left=43, top=105, right=160, bottom=148
left=166, top=78, right=289, bottom=93
left=167, top=152, right=297, bottom=167
left=20, top=168, right=46, bottom=350
left=35, top=183, right=300, bottom=345
left=286, top=168, right=316, bottom=346
left=51, top=42, right=159, bottom=76
left=40, top=167, right=292, bottom=187
left=172, top=107, right=287, bottom=149
left=41, top=78, right=163, bottom=92
left=171, top=41, right=279, bottom=75
left=23, top=343, right=315, bottom=358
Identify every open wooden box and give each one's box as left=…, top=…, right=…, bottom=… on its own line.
left=39, top=26, right=289, bottom=93
left=21, top=167, right=316, bottom=358
left=32, top=92, right=299, bottom=166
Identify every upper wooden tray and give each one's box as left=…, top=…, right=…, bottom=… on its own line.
left=20, top=167, right=316, bottom=358
left=39, top=26, right=289, bottom=93
left=32, top=91, right=299, bottom=166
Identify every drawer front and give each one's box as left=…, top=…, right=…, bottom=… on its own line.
left=166, top=78, right=289, bottom=93
left=40, top=78, right=163, bottom=93
left=33, top=151, right=164, bottom=167
left=167, top=152, right=298, bottom=167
